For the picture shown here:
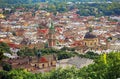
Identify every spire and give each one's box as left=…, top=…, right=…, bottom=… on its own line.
left=48, top=18, right=55, bottom=34
left=49, top=18, right=54, bottom=29
left=89, top=27, right=93, bottom=32
left=50, top=21, right=54, bottom=29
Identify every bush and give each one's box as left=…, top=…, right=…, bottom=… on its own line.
left=2, top=63, right=12, bottom=71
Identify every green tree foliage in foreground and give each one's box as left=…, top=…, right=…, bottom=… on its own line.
left=2, top=63, right=12, bottom=71
left=0, top=52, right=120, bottom=79
left=0, top=42, right=10, bottom=62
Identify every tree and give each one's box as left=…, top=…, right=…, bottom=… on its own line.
left=2, top=63, right=12, bottom=71
left=0, top=42, right=10, bottom=53
left=0, top=52, right=119, bottom=79
left=0, top=71, right=9, bottom=79
left=17, top=47, right=35, bottom=57
left=0, top=42, right=10, bottom=61
left=12, top=31, right=16, bottom=36
left=0, top=49, right=4, bottom=62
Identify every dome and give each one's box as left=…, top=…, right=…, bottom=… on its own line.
left=84, top=32, right=96, bottom=39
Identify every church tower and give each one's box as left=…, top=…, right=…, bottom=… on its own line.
left=48, top=20, right=56, bottom=48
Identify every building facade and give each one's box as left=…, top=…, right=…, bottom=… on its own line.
left=84, top=32, right=99, bottom=48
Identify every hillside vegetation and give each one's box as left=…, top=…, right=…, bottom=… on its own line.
left=0, top=0, right=120, bottom=5
left=0, top=52, right=120, bottom=79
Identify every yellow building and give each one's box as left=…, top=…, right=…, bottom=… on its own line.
left=0, top=14, right=5, bottom=18
left=84, top=32, right=99, bottom=49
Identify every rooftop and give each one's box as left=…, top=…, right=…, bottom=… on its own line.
left=84, top=32, right=96, bottom=39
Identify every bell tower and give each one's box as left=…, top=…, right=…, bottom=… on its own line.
left=48, top=19, right=56, bottom=48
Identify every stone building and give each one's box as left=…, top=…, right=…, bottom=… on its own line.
left=84, top=31, right=99, bottom=49
left=3, top=55, right=57, bottom=73
left=31, top=55, right=56, bottom=69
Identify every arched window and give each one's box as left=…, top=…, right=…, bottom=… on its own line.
left=51, top=62, right=53, bottom=66
left=42, top=64, right=44, bottom=68
left=35, top=64, right=37, bottom=67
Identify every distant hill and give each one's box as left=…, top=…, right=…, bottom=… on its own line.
left=0, top=0, right=119, bottom=5
left=46, top=0, right=120, bottom=2
left=75, top=0, right=119, bottom=2
left=0, top=0, right=120, bottom=9
left=0, top=0, right=45, bottom=5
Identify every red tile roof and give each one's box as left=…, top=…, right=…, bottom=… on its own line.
left=0, top=41, right=20, bottom=48
left=37, top=29, right=48, bottom=35
left=8, top=43, right=20, bottom=48
left=39, top=57, right=48, bottom=63
left=56, top=27, right=62, bottom=32
left=71, top=41, right=84, bottom=47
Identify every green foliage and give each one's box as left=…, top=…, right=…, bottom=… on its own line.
left=0, top=0, right=120, bottom=16
left=76, top=3, right=120, bottom=16
left=0, top=0, right=41, bottom=5
left=107, top=37, right=112, bottom=42
left=17, top=47, right=35, bottom=57
left=61, top=47, right=75, bottom=51
left=12, top=31, right=16, bottom=36
left=0, top=42, right=10, bottom=53
left=0, top=49, right=4, bottom=62
left=2, top=63, right=12, bottom=71
left=40, top=48, right=76, bottom=60
left=0, top=71, right=9, bottom=79
left=0, top=42, right=10, bottom=61
left=57, top=51, right=75, bottom=60
left=78, top=52, right=120, bottom=79
left=17, top=47, right=75, bottom=60
left=6, top=69, right=37, bottom=79
left=79, top=51, right=99, bottom=59
left=45, top=2, right=120, bottom=16
left=0, top=52, right=120, bottom=79
left=90, top=52, right=120, bottom=79
left=0, top=0, right=120, bottom=5
left=45, top=2, right=68, bottom=13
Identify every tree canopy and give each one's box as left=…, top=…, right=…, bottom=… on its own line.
left=17, top=47, right=76, bottom=60
left=0, top=52, right=120, bottom=79
left=0, top=42, right=10, bottom=62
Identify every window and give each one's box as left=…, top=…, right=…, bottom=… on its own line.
left=42, top=64, right=44, bottom=68
left=51, top=62, right=52, bottom=66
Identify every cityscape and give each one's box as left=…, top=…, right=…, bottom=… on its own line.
left=0, top=0, right=120, bottom=79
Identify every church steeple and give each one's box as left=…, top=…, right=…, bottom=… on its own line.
left=88, top=27, right=93, bottom=33
left=49, top=21, right=54, bottom=29
left=48, top=19, right=56, bottom=48
left=49, top=18, right=54, bottom=29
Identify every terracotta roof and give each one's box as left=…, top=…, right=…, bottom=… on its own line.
left=8, top=43, right=20, bottom=48
left=37, top=29, right=48, bottom=35
left=0, top=38, right=11, bottom=43
left=56, top=27, right=62, bottom=32
left=71, top=40, right=84, bottom=47
left=39, top=57, right=48, bottom=63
